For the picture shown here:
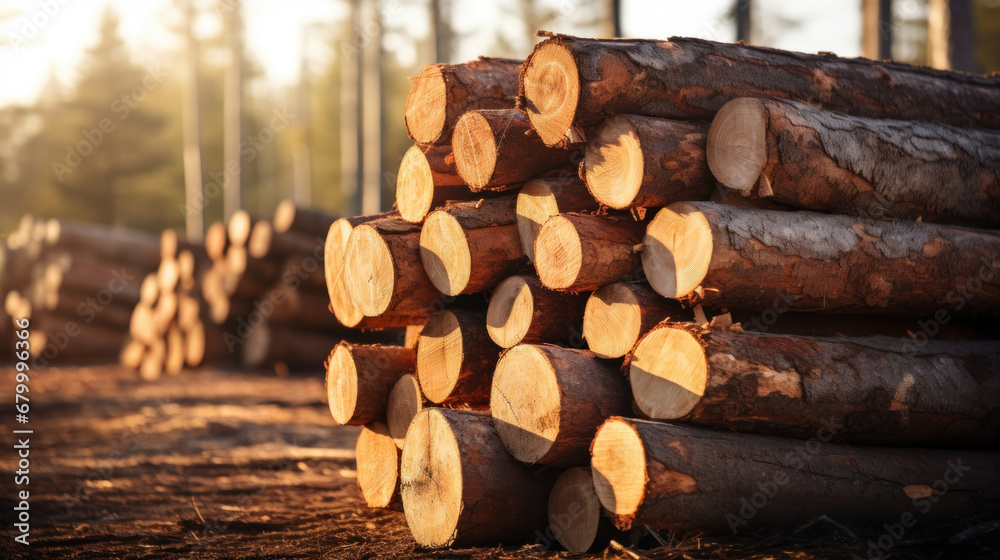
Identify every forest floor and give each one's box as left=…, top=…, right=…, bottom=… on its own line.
left=0, top=365, right=995, bottom=560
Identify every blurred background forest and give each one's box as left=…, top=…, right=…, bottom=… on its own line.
left=1, top=0, right=998, bottom=239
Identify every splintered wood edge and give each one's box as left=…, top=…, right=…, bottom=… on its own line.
left=591, top=419, right=646, bottom=516
left=326, top=219, right=365, bottom=327
left=344, top=224, right=395, bottom=316
left=641, top=204, right=713, bottom=299
left=419, top=212, right=471, bottom=296
left=522, top=40, right=580, bottom=147
left=405, top=65, right=448, bottom=144
left=706, top=97, right=767, bottom=192
left=534, top=215, right=582, bottom=290
left=486, top=276, right=534, bottom=348
left=629, top=327, right=707, bottom=419
left=584, top=115, right=644, bottom=208
left=516, top=179, right=561, bottom=262
left=400, top=408, right=463, bottom=547
left=326, top=343, right=358, bottom=425
left=490, top=345, right=560, bottom=463
left=583, top=283, right=643, bottom=359
left=452, top=111, right=497, bottom=189
left=356, top=422, right=400, bottom=508
left=549, top=467, right=601, bottom=553
left=388, top=374, right=423, bottom=448
left=416, top=310, right=464, bottom=403
left=396, top=146, right=436, bottom=223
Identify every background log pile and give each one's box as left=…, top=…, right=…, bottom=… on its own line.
left=327, top=32, right=1000, bottom=553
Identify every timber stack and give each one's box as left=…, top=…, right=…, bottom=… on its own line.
left=327, top=32, right=1000, bottom=554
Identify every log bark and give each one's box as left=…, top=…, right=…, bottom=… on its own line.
left=247, top=220, right=324, bottom=259
left=419, top=196, right=527, bottom=296
left=395, top=144, right=472, bottom=224
left=241, top=321, right=340, bottom=370
left=416, top=309, right=499, bottom=405
left=399, top=408, right=556, bottom=547
left=46, top=287, right=135, bottom=330
left=452, top=108, right=576, bottom=190
left=534, top=213, right=645, bottom=291
left=584, top=115, right=715, bottom=209
left=43, top=255, right=142, bottom=304
left=707, top=97, right=1000, bottom=227
left=387, top=373, right=424, bottom=449
left=356, top=422, right=401, bottom=508
left=344, top=217, right=442, bottom=318
left=491, top=344, right=630, bottom=466
left=583, top=282, right=688, bottom=359
left=272, top=199, right=338, bottom=238
left=45, top=219, right=161, bottom=270
left=626, top=323, right=1000, bottom=446
left=266, top=284, right=343, bottom=332
left=591, top=418, right=1000, bottom=533
left=516, top=177, right=599, bottom=262
left=326, top=342, right=416, bottom=425
left=548, top=467, right=606, bottom=554
left=642, top=201, right=1000, bottom=316
left=29, top=313, right=127, bottom=365
left=404, top=57, right=522, bottom=145
left=519, top=33, right=1000, bottom=147
left=486, top=275, right=588, bottom=348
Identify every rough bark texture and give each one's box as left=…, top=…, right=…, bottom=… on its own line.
left=516, top=176, right=600, bottom=261
left=646, top=201, right=1000, bottom=316
left=405, top=57, right=522, bottom=145
left=536, top=213, right=645, bottom=292
left=710, top=98, right=1000, bottom=227
left=594, top=418, right=1000, bottom=533
left=584, top=115, right=715, bottom=209
left=327, top=343, right=417, bottom=426
left=416, top=309, right=500, bottom=405
left=519, top=33, right=1000, bottom=147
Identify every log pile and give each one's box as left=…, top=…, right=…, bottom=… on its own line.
left=328, top=31, right=1000, bottom=554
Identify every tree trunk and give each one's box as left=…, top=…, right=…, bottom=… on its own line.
left=29, top=313, right=127, bottom=364
left=492, top=344, right=630, bottom=466
left=399, top=408, right=556, bottom=547
left=272, top=200, right=338, bottom=237
left=584, top=282, right=688, bottom=359
left=419, top=196, right=528, bottom=296
left=518, top=33, right=1000, bottom=147
left=584, top=115, right=715, bottom=209
left=356, top=422, right=400, bottom=508
left=44, top=255, right=142, bottom=304
left=591, top=418, right=1000, bottom=533
left=486, top=275, right=588, bottom=348
left=395, top=144, right=473, bottom=224
left=453, top=108, right=576, bottom=190
left=265, top=284, right=344, bottom=332
left=416, top=309, right=499, bottom=405
left=344, top=217, right=442, bottom=318
left=628, top=323, right=1000, bottom=446
left=516, top=176, right=599, bottom=262
left=387, top=373, right=424, bottom=449
left=535, top=213, right=645, bottom=291
left=707, top=97, right=1000, bottom=227
left=326, top=342, right=416, bottom=425
left=642, top=201, right=1000, bottom=316
left=405, top=57, right=522, bottom=145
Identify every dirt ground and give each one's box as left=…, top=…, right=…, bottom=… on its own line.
left=1, top=365, right=996, bottom=560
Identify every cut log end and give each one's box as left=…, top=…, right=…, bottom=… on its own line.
left=272, top=199, right=297, bottom=233
left=522, top=41, right=580, bottom=147
left=344, top=224, right=396, bottom=316
left=396, top=145, right=438, bottom=223
left=356, top=422, right=400, bottom=508
left=452, top=111, right=498, bottom=190
left=400, top=408, right=463, bottom=547
left=228, top=209, right=253, bottom=247
left=629, top=326, right=707, bottom=419
left=591, top=419, right=646, bottom=517
left=205, top=222, right=228, bottom=261
left=584, top=116, right=644, bottom=208
left=706, top=97, right=767, bottom=192
left=486, top=276, right=535, bottom=348
left=516, top=179, right=562, bottom=262
left=419, top=212, right=471, bottom=296
left=534, top=215, right=582, bottom=290
left=325, top=218, right=365, bottom=327
left=642, top=203, right=713, bottom=299
left=326, top=343, right=359, bottom=425
left=415, top=310, right=465, bottom=403
left=388, top=374, right=423, bottom=448
left=247, top=220, right=273, bottom=259
left=549, top=467, right=602, bottom=554
left=490, top=345, right=560, bottom=464
left=583, top=283, right=645, bottom=359
left=404, top=65, right=448, bottom=144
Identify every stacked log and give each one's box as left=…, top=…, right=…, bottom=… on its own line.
left=325, top=36, right=1000, bottom=554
